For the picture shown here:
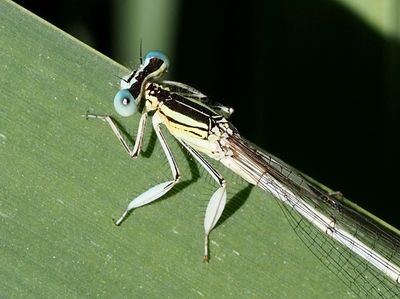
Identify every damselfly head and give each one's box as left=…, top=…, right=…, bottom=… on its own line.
left=114, top=51, right=169, bottom=117
left=114, top=89, right=137, bottom=117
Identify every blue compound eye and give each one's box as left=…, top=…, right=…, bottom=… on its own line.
left=113, top=89, right=137, bottom=117
left=144, top=50, right=170, bottom=70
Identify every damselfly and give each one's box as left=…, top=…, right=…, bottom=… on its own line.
left=86, top=51, right=400, bottom=298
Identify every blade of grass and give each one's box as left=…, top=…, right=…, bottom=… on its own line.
left=0, top=1, right=382, bottom=298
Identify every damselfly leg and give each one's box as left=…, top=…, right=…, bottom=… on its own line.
left=179, top=141, right=227, bottom=262
left=85, top=112, right=147, bottom=158
left=86, top=111, right=228, bottom=261
left=86, top=112, right=181, bottom=225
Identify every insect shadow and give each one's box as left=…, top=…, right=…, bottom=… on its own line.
left=215, top=183, right=254, bottom=229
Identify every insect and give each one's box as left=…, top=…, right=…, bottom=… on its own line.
left=86, top=51, right=400, bottom=298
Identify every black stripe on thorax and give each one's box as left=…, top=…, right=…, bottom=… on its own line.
left=171, top=94, right=219, bottom=116
left=163, top=94, right=220, bottom=125
left=159, top=110, right=206, bottom=137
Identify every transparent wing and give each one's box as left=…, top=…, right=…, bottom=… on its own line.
left=161, top=80, right=208, bottom=98
left=225, top=134, right=400, bottom=298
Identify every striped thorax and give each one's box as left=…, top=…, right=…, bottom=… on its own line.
left=144, top=81, right=237, bottom=162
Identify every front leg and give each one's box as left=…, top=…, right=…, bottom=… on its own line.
left=113, top=113, right=181, bottom=225
left=85, top=112, right=147, bottom=158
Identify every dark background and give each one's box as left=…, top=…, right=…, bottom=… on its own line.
left=15, top=0, right=400, bottom=228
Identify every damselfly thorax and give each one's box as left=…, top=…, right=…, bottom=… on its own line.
left=144, top=82, right=240, bottom=162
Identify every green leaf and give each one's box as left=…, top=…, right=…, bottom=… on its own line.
left=0, top=1, right=385, bottom=298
